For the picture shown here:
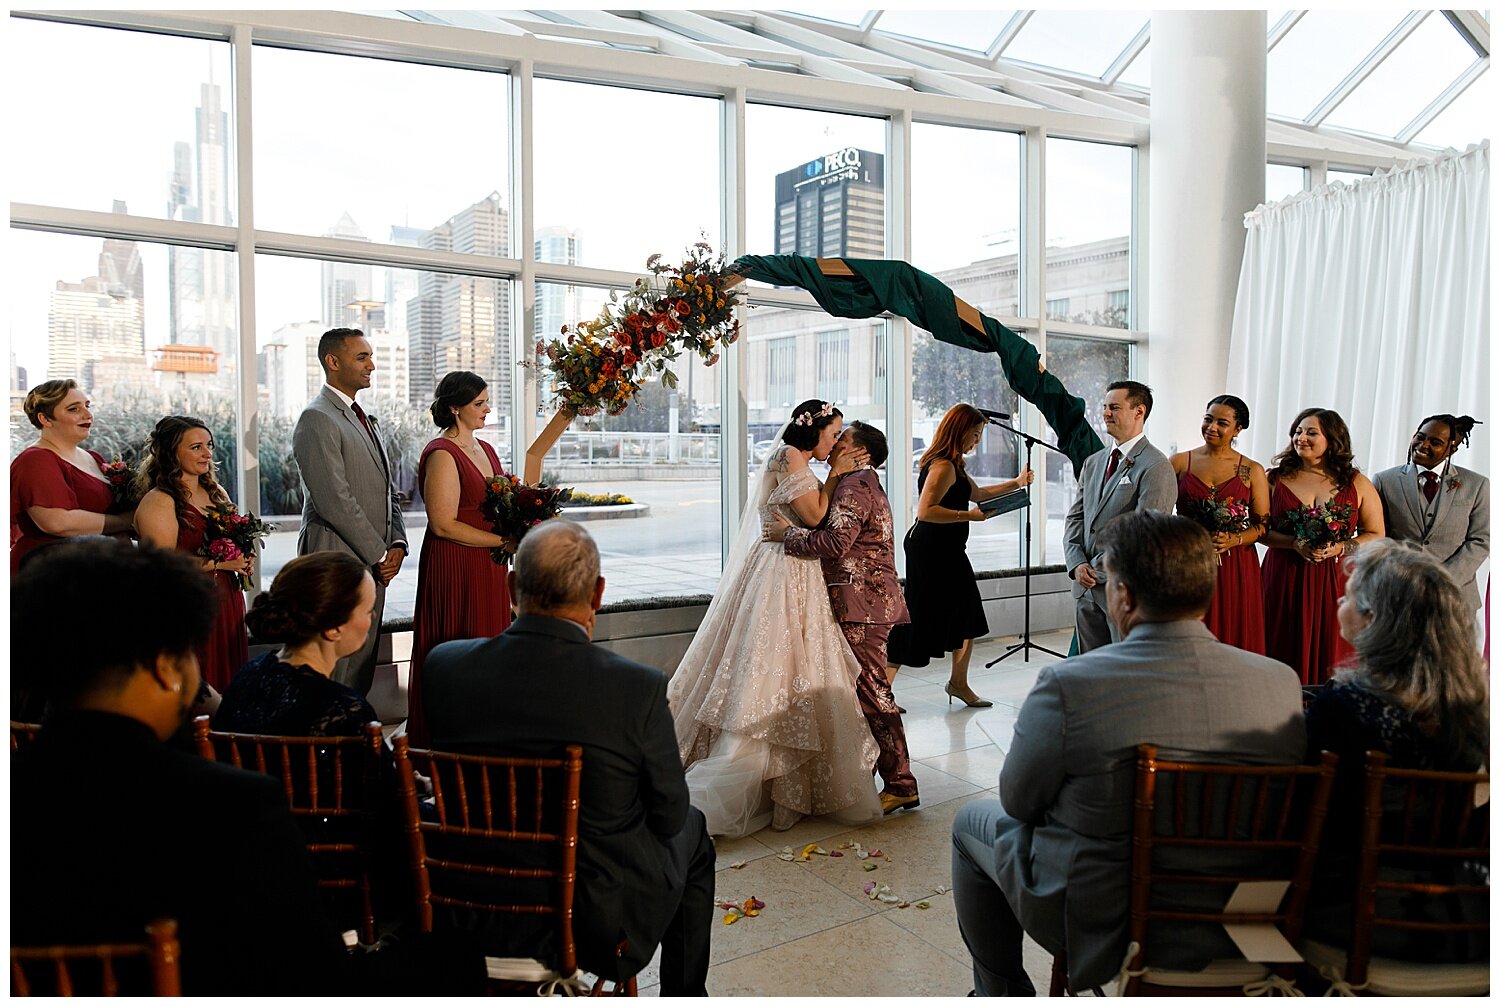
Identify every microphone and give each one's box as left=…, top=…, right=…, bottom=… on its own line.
left=978, top=408, right=1011, bottom=421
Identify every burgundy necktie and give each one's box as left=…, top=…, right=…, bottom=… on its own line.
left=1101, top=448, right=1123, bottom=492
left=1421, top=471, right=1438, bottom=503
left=350, top=401, right=381, bottom=455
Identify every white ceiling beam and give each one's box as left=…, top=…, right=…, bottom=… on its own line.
left=1443, top=10, right=1490, bottom=57
left=1102, top=22, right=1151, bottom=87
left=988, top=11, right=1033, bottom=62
left=857, top=10, right=883, bottom=40
left=656, top=10, right=907, bottom=88
left=742, top=11, right=922, bottom=70
left=1396, top=57, right=1488, bottom=143
left=406, top=10, right=528, bottom=35
left=1267, top=10, right=1305, bottom=51
left=541, top=10, right=742, bottom=64
left=1305, top=10, right=1430, bottom=127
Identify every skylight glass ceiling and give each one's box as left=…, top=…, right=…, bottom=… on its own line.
left=875, top=10, right=1017, bottom=52
left=350, top=11, right=1490, bottom=150
left=1265, top=9, right=1409, bottom=120
left=1004, top=10, right=1149, bottom=78
left=1326, top=13, right=1481, bottom=137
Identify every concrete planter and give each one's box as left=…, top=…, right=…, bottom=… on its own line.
left=558, top=502, right=651, bottom=522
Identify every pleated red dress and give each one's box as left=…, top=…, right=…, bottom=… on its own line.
left=1176, top=458, right=1265, bottom=655
left=1261, top=480, right=1358, bottom=685
left=176, top=504, right=249, bottom=693
left=406, top=438, right=513, bottom=745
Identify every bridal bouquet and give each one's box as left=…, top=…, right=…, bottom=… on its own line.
left=531, top=241, right=744, bottom=416
left=481, top=473, right=573, bottom=564
left=102, top=456, right=136, bottom=510
left=1280, top=499, right=1356, bottom=550
left=197, top=503, right=275, bottom=589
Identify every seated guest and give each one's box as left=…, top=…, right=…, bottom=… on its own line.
left=423, top=520, right=714, bottom=995
left=215, top=551, right=379, bottom=736
left=1371, top=414, right=1488, bottom=620
left=1303, top=539, right=1489, bottom=960
left=10, top=540, right=349, bottom=994
left=950, top=512, right=1305, bottom=995
left=9, top=541, right=481, bottom=995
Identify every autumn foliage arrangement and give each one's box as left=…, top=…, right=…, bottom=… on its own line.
left=197, top=503, right=274, bottom=589
left=531, top=242, right=744, bottom=416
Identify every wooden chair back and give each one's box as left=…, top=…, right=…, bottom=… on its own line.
left=1118, top=744, right=1340, bottom=995
left=11, top=919, right=180, bottom=996
left=392, top=737, right=582, bottom=982
left=1346, top=751, right=1489, bottom=987
left=10, top=722, right=40, bottom=752
left=191, top=715, right=386, bottom=943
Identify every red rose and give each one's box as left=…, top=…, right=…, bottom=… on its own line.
left=651, top=332, right=666, bottom=348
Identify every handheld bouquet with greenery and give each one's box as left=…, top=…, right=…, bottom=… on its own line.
left=481, top=473, right=573, bottom=564
left=197, top=503, right=274, bottom=589
left=1280, top=499, right=1356, bottom=550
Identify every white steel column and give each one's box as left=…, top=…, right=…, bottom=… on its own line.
left=1146, top=11, right=1266, bottom=452
left=887, top=109, right=913, bottom=569
left=231, top=26, right=261, bottom=546
left=720, top=86, right=747, bottom=564
left=512, top=58, right=535, bottom=478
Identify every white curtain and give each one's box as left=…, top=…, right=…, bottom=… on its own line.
left=1228, top=142, right=1489, bottom=478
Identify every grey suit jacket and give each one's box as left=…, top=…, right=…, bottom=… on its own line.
left=292, top=386, right=406, bottom=566
left=994, top=621, right=1306, bottom=988
left=1062, top=437, right=1177, bottom=602
left=1372, top=463, right=1489, bottom=610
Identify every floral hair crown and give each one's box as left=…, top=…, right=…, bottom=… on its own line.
left=793, top=402, right=836, bottom=427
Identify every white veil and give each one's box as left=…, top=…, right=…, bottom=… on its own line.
left=718, top=419, right=793, bottom=594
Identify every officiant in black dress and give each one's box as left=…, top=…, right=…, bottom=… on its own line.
left=887, top=404, right=1033, bottom=708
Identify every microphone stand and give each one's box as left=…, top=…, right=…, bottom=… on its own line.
left=984, top=417, right=1069, bottom=664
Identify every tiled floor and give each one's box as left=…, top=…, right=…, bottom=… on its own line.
left=633, top=629, right=1072, bottom=997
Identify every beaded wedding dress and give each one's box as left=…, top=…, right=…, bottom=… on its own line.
left=668, top=442, right=882, bottom=837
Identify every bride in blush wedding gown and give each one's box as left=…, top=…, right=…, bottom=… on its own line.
left=668, top=399, right=883, bottom=837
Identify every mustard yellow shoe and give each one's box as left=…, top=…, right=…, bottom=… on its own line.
left=879, top=791, right=921, bottom=815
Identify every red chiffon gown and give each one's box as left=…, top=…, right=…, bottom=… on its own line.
left=176, top=504, right=249, bottom=693
left=1176, top=457, right=1265, bottom=654
left=1261, top=480, right=1358, bottom=685
left=406, top=438, right=513, bottom=745
left=10, top=446, right=115, bottom=574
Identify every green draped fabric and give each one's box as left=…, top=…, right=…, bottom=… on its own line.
left=732, top=254, right=1103, bottom=476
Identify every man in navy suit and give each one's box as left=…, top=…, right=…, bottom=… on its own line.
left=422, top=520, right=714, bottom=994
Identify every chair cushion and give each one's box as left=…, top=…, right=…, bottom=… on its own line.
left=1300, top=939, right=1490, bottom=996
left=1135, top=959, right=1271, bottom=988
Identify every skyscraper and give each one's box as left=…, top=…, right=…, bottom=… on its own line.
left=166, top=81, right=236, bottom=390
left=321, top=212, right=373, bottom=329
left=48, top=225, right=146, bottom=394
left=407, top=192, right=511, bottom=410
left=773, top=147, right=885, bottom=259
left=534, top=226, right=583, bottom=411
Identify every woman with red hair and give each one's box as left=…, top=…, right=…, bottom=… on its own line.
left=887, top=403, right=1032, bottom=707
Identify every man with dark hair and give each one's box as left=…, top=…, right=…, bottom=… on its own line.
left=766, top=422, right=918, bottom=815
left=422, top=521, right=715, bottom=995
left=949, top=512, right=1305, bottom=994
left=1063, top=379, right=1176, bottom=652
left=11, top=542, right=346, bottom=992
left=293, top=326, right=407, bottom=694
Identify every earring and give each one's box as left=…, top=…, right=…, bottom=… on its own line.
left=171, top=682, right=182, bottom=693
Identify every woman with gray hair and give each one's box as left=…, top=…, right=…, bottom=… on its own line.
left=1302, top=538, right=1488, bottom=961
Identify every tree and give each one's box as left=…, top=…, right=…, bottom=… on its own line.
left=911, top=332, right=1010, bottom=419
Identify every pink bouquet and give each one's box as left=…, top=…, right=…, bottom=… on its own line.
left=197, top=503, right=274, bottom=589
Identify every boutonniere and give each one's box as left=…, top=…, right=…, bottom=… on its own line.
left=1122, top=455, right=1136, bottom=470
left=1447, top=476, right=1461, bottom=492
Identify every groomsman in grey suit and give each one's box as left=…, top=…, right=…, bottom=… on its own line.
left=1372, top=413, right=1488, bottom=615
left=293, top=328, right=408, bottom=693
left=1063, top=381, right=1177, bottom=652
left=950, top=512, right=1305, bottom=994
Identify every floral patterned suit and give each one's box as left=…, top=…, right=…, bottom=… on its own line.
left=784, top=469, right=917, bottom=798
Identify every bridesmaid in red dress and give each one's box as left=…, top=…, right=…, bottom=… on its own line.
left=1260, top=408, right=1384, bottom=685
left=1171, top=395, right=1269, bottom=653
left=406, top=371, right=515, bottom=745
left=134, top=416, right=250, bottom=693
left=11, top=380, right=135, bottom=574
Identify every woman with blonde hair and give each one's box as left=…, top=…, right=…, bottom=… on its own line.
left=134, top=415, right=250, bottom=692
left=11, top=379, right=134, bottom=573
left=886, top=403, right=1033, bottom=707
left=1303, top=538, right=1487, bottom=960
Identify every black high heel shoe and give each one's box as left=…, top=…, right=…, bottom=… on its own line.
left=945, top=682, right=993, bottom=708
